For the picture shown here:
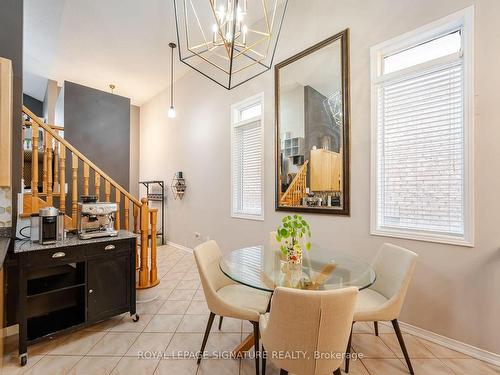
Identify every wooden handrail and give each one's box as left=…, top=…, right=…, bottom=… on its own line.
left=22, top=106, right=141, bottom=207
left=280, top=160, right=309, bottom=205
left=24, top=120, right=64, bottom=132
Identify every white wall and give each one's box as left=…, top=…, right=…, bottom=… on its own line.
left=140, top=0, right=500, bottom=354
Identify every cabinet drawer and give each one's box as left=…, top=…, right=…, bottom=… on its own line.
left=23, top=247, right=80, bottom=268
left=84, top=240, right=131, bottom=257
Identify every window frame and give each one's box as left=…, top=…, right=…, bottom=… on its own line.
left=230, top=92, right=265, bottom=221
left=370, top=6, right=475, bottom=246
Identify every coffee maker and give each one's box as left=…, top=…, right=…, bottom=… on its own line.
left=77, top=197, right=118, bottom=239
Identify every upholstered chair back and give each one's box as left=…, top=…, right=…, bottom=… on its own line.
left=370, top=243, right=418, bottom=317
left=261, top=286, right=358, bottom=375
left=193, top=240, right=233, bottom=313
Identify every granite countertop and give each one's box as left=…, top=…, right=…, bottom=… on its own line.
left=14, top=230, right=138, bottom=254
left=0, top=227, right=12, bottom=268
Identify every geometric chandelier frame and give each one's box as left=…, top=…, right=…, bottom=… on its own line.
left=173, top=0, right=288, bottom=89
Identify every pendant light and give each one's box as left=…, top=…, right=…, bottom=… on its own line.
left=173, top=0, right=288, bottom=90
left=168, top=42, right=177, bottom=118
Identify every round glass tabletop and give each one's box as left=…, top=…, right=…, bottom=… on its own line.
left=220, top=244, right=376, bottom=292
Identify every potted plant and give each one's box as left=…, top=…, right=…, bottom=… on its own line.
left=276, top=215, right=311, bottom=270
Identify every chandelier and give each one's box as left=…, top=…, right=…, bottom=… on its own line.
left=173, top=0, right=288, bottom=89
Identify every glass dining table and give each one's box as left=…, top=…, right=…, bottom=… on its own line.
left=219, top=243, right=376, bottom=354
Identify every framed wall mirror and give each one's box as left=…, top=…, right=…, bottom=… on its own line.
left=275, top=29, right=350, bottom=215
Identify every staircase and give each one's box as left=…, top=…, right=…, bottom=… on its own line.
left=21, top=105, right=159, bottom=290
left=280, top=160, right=309, bottom=206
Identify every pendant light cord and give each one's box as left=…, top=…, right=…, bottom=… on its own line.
left=170, top=44, right=174, bottom=108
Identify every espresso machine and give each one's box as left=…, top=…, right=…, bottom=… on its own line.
left=77, top=196, right=119, bottom=239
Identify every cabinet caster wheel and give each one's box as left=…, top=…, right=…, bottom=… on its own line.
left=20, top=354, right=28, bottom=366
left=132, top=313, right=140, bottom=322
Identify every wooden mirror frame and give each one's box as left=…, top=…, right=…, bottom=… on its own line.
left=274, top=29, right=350, bottom=215
left=274, top=29, right=351, bottom=216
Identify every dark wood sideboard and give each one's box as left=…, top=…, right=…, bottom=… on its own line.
left=13, top=231, right=138, bottom=366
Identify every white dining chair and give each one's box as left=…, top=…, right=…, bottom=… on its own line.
left=260, top=286, right=358, bottom=375
left=345, top=243, right=418, bottom=374
left=193, top=240, right=271, bottom=375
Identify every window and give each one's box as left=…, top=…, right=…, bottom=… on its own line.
left=231, top=94, right=264, bottom=220
left=370, top=7, right=474, bottom=246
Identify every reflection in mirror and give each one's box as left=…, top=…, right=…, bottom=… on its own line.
left=276, top=30, right=350, bottom=215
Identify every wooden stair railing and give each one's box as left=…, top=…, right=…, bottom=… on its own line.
left=279, top=160, right=309, bottom=206
left=22, top=105, right=159, bottom=289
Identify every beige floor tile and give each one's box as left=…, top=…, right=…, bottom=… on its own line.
left=111, top=356, right=160, bottom=375
left=361, top=358, right=409, bottom=375
left=340, top=358, right=370, bottom=375
left=110, top=314, right=153, bottom=332
left=165, top=333, right=205, bottom=355
left=242, top=321, right=253, bottom=333
left=441, top=358, right=500, bottom=375
left=27, top=336, right=67, bottom=355
left=197, top=358, right=239, bottom=375
left=167, top=289, right=196, bottom=302
left=162, top=273, right=186, bottom=282
left=158, top=279, right=180, bottom=290
left=206, top=333, right=242, bottom=353
left=418, top=338, right=471, bottom=359
left=213, top=317, right=242, bottom=333
left=157, top=300, right=191, bottom=315
left=84, top=316, right=125, bottom=332
left=379, top=333, right=434, bottom=359
left=192, top=290, right=206, bottom=301
left=156, top=288, right=174, bottom=300
left=137, top=300, right=166, bottom=315
left=186, top=301, right=210, bottom=315
left=351, top=334, right=396, bottom=358
left=377, top=322, right=396, bottom=334
left=408, top=359, right=455, bottom=374
left=125, top=332, right=174, bottom=357
left=177, top=314, right=212, bottom=333
left=182, top=273, right=200, bottom=282
left=88, top=332, right=140, bottom=356
left=242, top=357, right=281, bottom=375
left=144, top=315, right=183, bottom=333
left=353, top=322, right=374, bottom=334
left=49, top=330, right=106, bottom=355
left=71, top=356, right=121, bottom=375
left=23, top=355, right=82, bottom=375
left=0, top=354, right=44, bottom=375
left=176, top=280, right=200, bottom=290
left=153, top=359, right=198, bottom=375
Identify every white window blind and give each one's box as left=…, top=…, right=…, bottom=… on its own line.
left=231, top=95, right=264, bottom=220
left=371, top=7, right=474, bottom=246
left=377, top=61, right=464, bottom=235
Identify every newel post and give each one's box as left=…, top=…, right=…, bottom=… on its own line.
left=149, top=208, right=158, bottom=285
left=138, top=197, right=150, bottom=287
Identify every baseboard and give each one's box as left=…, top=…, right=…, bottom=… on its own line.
left=395, top=321, right=500, bottom=367
left=166, top=241, right=193, bottom=253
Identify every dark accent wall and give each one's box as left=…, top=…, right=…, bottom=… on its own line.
left=23, top=94, right=43, bottom=118
left=64, top=81, right=130, bottom=208
left=0, top=0, right=23, bottom=235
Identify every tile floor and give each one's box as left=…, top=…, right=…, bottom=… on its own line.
left=1, top=245, right=499, bottom=375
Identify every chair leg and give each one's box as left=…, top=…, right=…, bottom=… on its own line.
left=344, top=322, right=354, bottom=373
left=392, top=319, right=414, bottom=375
left=333, top=368, right=342, bottom=375
left=197, top=312, right=215, bottom=365
left=280, top=370, right=288, bottom=375
left=262, top=345, right=267, bottom=375
left=374, top=321, right=379, bottom=336
left=252, top=321, right=260, bottom=375
left=218, top=316, right=223, bottom=330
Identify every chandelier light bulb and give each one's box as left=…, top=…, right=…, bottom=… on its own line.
left=168, top=106, right=176, bottom=118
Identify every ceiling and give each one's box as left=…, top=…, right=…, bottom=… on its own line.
left=23, top=0, right=190, bottom=105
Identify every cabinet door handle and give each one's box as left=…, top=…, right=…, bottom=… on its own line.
left=105, top=244, right=115, bottom=251
left=52, top=251, right=66, bottom=258
left=89, top=289, right=93, bottom=294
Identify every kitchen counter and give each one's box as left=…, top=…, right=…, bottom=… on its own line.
left=0, top=227, right=11, bottom=268
left=14, top=230, right=138, bottom=254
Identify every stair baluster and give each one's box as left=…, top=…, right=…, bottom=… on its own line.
left=115, top=189, right=121, bottom=230
left=71, top=153, right=78, bottom=228
left=94, top=172, right=101, bottom=199
left=124, top=198, right=130, bottom=231
left=83, top=163, right=90, bottom=196
left=59, top=144, right=66, bottom=215
left=149, top=208, right=158, bottom=285
left=105, top=180, right=111, bottom=202
left=46, top=133, right=53, bottom=205
left=31, top=121, right=39, bottom=212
